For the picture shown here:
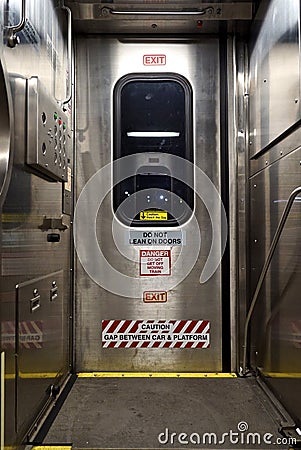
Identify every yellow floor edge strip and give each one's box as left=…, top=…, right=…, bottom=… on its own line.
left=19, top=372, right=59, bottom=379
left=78, top=372, right=237, bottom=378
left=5, top=372, right=61, bottom=380
left=263, top=372, right=301, bottom=378
left=32, top=447, right=72, bottom=450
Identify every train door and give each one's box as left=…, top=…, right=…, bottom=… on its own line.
left=74, top=38, right=227, bottom=372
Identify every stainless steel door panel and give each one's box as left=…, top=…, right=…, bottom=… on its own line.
left=75, top=37, right=222, bottom=372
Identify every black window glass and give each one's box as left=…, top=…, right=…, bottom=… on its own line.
left=113, top=74, right=193, bottom=227
left=119, top=80, right=187, bottom=157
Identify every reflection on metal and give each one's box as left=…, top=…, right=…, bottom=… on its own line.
left=127, top=131, right=180, bottom=137
left=263, top=372, right=301, bottom=378
left=78, top=372, right=237, bottom=378
left=242, top=186, right=301, bottom=375
left=6, top=0, right=26, bottom=48
left=1, top=320, right=43, bottom=348
left=105, top=6, right=214, bottom=16
left=0, top=60, right=13, bottom=209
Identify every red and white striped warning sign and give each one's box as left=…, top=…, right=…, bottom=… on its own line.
left=1, top=320, right=43, bottom=349
left=102, top=320, right=210, bottom=348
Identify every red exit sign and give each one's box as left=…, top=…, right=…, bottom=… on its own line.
left=143, top=291, right=167, bottom=303
left=143, top=54, right=166, bottom=66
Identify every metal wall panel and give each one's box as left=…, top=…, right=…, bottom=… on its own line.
left=0, top=0, right=72, bottom=445
left=75, top=37, right=223, bottom=372
left=249, top=0, right=300, bottom=156
left=249, top=147, right=301, bottom=423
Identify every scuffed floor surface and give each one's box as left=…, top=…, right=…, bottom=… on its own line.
left=43, top=377, right=290, bottom=449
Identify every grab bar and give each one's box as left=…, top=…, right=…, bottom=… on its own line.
left=59, top=1, right=72, bottom=105
left=6, top=0, right=26, bottom=48
left=241, top=186, right=301, bottom=375
left=103, top=6, right=214, bottom=16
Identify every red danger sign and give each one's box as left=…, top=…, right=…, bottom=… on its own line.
left=140, top=249, right=171, bottom=276
left=143, top=54, right=166, bottom=66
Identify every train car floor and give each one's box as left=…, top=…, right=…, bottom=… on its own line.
left=38, top=376, right=292, bottom=449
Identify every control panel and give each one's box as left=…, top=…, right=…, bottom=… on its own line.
left=27, top=77, right=70, bottom=182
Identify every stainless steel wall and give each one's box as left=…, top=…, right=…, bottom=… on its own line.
left=249, top=0, right=300, bottom=156
left=248, top=0, right=301, bottom=427
left=74, top=37, right=224, bottom=372
left=0, top=0, right=72, bottom=446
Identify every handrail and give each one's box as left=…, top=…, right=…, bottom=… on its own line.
left=59, top=1, right=72, bottom=105
left=6, top=0, right=26, bottom=48
left=241, top=186, right=301, bottom=375
left=103, top=6, right=214, bottom=16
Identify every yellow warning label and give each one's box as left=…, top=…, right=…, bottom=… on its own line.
left=140, top=210, right=167, bottom=221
